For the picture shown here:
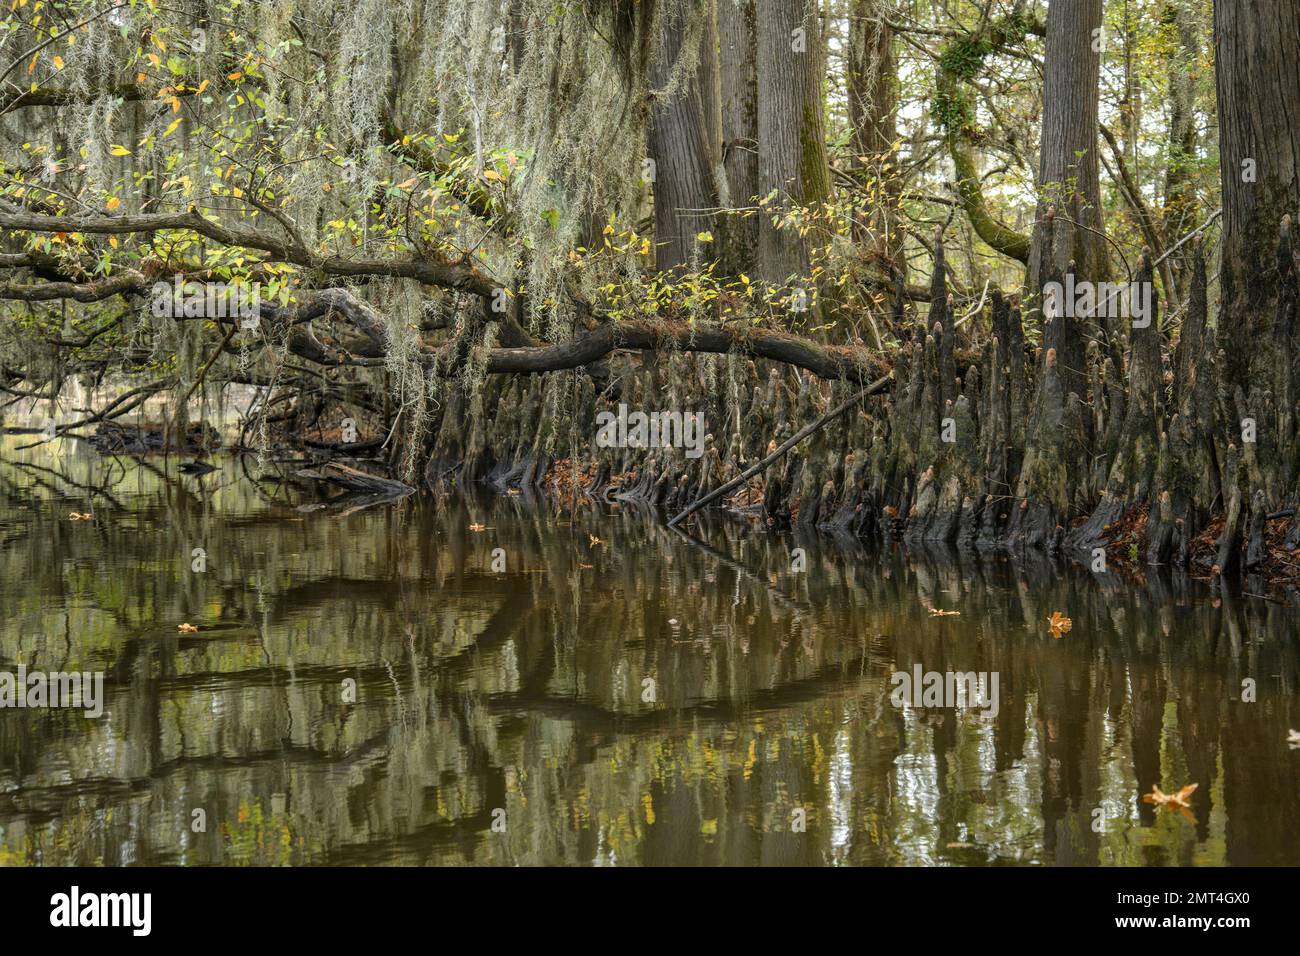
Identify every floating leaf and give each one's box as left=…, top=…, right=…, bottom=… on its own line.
left=177, top=623, right=199, bottom=633
left=1143, top=782, right=1198, bottom=809
left=1048, top=611, right=1072, bottom=637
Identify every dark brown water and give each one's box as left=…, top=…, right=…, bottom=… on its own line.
left=2, top=438, right=1299, bottom=866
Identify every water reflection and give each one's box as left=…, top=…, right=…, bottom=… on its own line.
left=1, top=439, right=1298, bottom=865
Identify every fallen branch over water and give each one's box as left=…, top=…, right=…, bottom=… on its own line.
left=295, top=462, right=414, bottom=500
left=464, top=320, right=889, bottom=384
left=668, top=373, right=893, bottom=528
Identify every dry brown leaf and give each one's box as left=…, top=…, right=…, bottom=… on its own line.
left=1142, top=782, right=1198, bottom=809
left=1048, top=611, right=1072, bottom=637
left=177, top=623, right=198, bottom=634
left=468, top=523, right=486, bottom=532
left=926, top=606, right=960, bottom=617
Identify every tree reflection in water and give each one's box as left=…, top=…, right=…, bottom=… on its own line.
left=0, top=440, right=1297, bottom=866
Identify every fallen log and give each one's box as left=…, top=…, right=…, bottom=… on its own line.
left=295, top=462, right=414, bottom=500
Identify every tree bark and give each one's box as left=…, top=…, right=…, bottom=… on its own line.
left=1213, top=0, right=1300, bottom=567
left=755, top=0, right=831, bottom=286
left=717, top=0, right=760, bottom=276
left=1028, top=0, right=1108, bottom=293
left=847, top=0, right=902, bottom=276
left=647, top=0, right=722, bottom=271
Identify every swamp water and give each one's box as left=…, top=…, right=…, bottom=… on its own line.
left=1, top=438, right=1298, bottom=866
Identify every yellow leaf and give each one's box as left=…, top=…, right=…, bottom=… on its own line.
left=109, top=145, right=131, bottom=157
left=164, top=118, right=182, bottom=136
left=52, top=55, right=64, bottom=70
left=105, top=196, right=121, bottom=211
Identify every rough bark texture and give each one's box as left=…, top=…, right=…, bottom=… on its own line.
left=847, top=0, right=901, bottom=275
left=1028, top=0, right=1108, bottom=292
left=1214, top=0, right=1300, bottom=520
left=755, top=0, right=830, bottom=286
left=717, top=0, right=760, bottom=276
left=648, top=0, right=721, bottom=271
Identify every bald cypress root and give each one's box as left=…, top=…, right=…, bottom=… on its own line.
left=410, top=223, right=1300, bottom=593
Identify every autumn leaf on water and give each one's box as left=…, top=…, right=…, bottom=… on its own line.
left=926, top=606, right=960, bottom=617
left=588, top=533, right=602, bottom=547
left=468, top=523, right=486, bottom=532
left=67, top=512, right=93, bottom=521
left=177, top=623, right=198, bottom=633
left=1143, top=782, right=1198, bottom=810
left=1288, top=729, right=1300, bottom=750
left=1048, top=611, right=1072, bottom=637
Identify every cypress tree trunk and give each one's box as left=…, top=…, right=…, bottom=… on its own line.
left=1161, top=0, right=1202, bottom=303
left=755, top=0, right=830, bottom=287
left=1008, top=0, right=1107, bottom=551
left=648, top=0, right=721, bottom=271
left=1027, top=0, right=1108, bottom=292
left=1215, top=0, right=1300, bottom=327
left=1213, top=0, right=1300, bottom=527
left=847, top=0, right=901, bottom=277
left=717, top=0, right=760, bottom=277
